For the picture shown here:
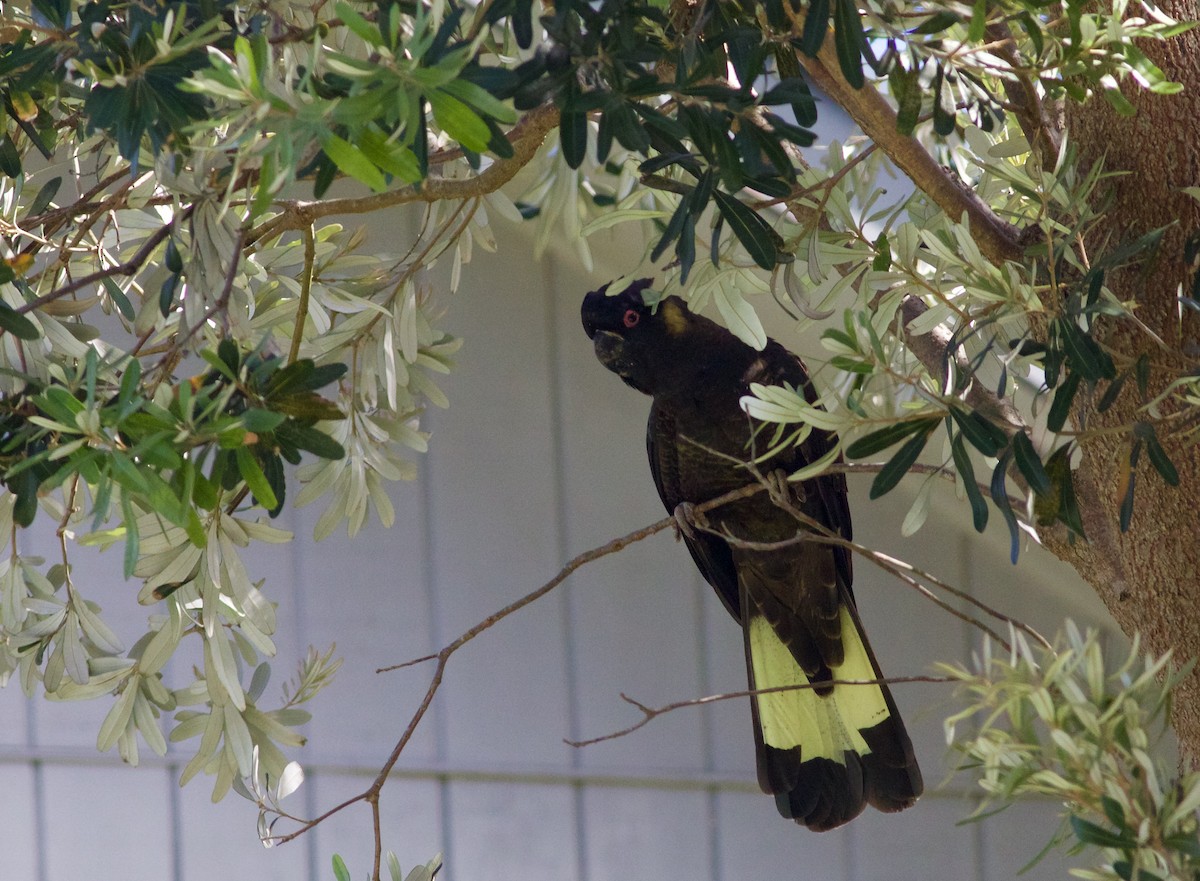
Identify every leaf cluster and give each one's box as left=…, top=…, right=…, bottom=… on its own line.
left=0, top=342, right=345, bottom=570
left=942, top=625, right=1200, bottom=881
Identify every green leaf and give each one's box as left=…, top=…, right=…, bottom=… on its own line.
left=869, top=426, right=931, bottom=499
left=1046, top=372, right=1081, bottom=433
left=1140, top=424, right=1179, bottom=486
left=242, top=409, right=286, bottom=433
left=967, top=0, right=988, bottom=42
left=891, top=67, right=922, bottom=136
left=712, top=189, right=776, bottom=270
left=121, top=491, right=139, bottom=580
left=1096, top=372, right=1127, bottom=413
left=1100, top=796, right=1126, bottom=830
left=320, top=133, right=387, bottom=192
left=235, top=446, right=278, bottom=512
left=0, top=134, right=21, bottom=178
left=102, top=277, right=135, bottom=320
left=357, top=127, right=421, bottom=183
left=932, top=64, right=956, bottom=136
left=947, top=409, right=1006, bottom=456
left=332, top=853, right=351, bottom=881
left=800, top=0, right=831, bottom=56
left=0, top=302, right=40, bottom=341
left=439, top=77, right=517, bottom=124
left=334, top=1, right=382, bottom=44
left=832, top=0, right=865, bottom=89
left=846, top=418, right=938, bottom=458
left=650, top=197, right=691, bottom=264
left=429, top=89, right=493, bottom=154
left=1011, top=432, right=1051, bottom=496
left=558, top=108, right=588, bottom=170
left=1069, top=815, right=1135, bottom=849
left=951, top=433, right=988, bottom=532
left=276, top=423, right=345, bottom=460
left=759, top=78, right=817, bottom=120
left=991, top=452, right=1020, bottom=563
left=25, top=176, right=61, bottom=219
left=1056, top=317, right=1114, bottom=381
left=159, top=271, right=181, bottom=317
left=1103, top=87, right=1137, bottom=117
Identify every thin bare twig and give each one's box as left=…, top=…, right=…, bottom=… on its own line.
left=273, top=451, right=1042, bottom=876
left=566, top=676, right=955, bottom=748
left=268, top=480, right=765, bottom=869
left=14, top=217, right=180, bottom=316
left=287, top=226, right=317, bottom=365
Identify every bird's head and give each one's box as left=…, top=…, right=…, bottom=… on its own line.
left=581, top=279, right=695, bottom=395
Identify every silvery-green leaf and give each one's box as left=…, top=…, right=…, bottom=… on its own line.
left=275, top=761, right=304, bottom=801
left=900, top=478, right=935, bottom=537
left=212, top=746, right=236, bottom=802
left=222, top=703, right=255, bottom=777
left=141, top=544, right=202, bottom=594
left=117, top=724, right=140, bottom=766
left=248, top=662, right=271, bottom=703
left=138, top=599, right=184, bottom=677
left=133, top=688, right=168, bottom=756
left=178, top=711, right=222, bottom=785
left=73, top=597, right=125, bottom=654
left=45, top=664, right=133, bottom=701
left=244, top=706, right=306, bottom=747
left=205, top=627, right=245, bottom=710
left=97, top=680, right=138, bottom=752
left=713, top=284, right=766, bottom=351
left=218, top=531, right=276, bottom=634
left=43, top=638, right=67, bottom=691
left=62, top=612, right=90, bottom=685
left=235, top=615, right=277, bottom=659
left=1, top=559, right=28, bottom=630
left=237, top=520, right=293, bottom=544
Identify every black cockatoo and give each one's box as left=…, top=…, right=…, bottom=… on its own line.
left=581, top=279, right=922, bottom=830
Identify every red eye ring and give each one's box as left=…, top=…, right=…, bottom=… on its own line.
left=622, top=309, right=640, bottom=328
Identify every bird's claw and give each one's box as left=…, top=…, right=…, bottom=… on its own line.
left=764, top=468, right=797, bottom=506
left=673, top=501, right=707, bottom=542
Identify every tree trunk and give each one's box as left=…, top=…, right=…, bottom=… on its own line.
left=1051, top=4, right=1200, bottom=763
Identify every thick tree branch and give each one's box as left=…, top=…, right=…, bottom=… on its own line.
left=795, top=40, right=1024, bottom=266
left=898, top=296, right=1027, bottom=435
left=985, top=23, right=1062, bottom=163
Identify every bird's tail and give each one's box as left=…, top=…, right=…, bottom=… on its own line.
left=742, top=593, right=923, bottom=831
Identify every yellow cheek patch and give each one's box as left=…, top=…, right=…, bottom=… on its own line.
left=659, top=299, right=688, bottom=335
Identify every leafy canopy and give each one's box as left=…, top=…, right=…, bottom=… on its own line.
left=0, top=0, right=1195, bottom=864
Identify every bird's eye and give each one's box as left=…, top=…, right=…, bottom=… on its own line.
left=623, top=309, right=640, bottom=328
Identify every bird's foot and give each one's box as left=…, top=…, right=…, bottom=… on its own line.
left=764, top=468, right=799, bottom=506
left=672, top=501, right=708, bottom=542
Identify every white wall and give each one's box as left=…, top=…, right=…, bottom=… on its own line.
left=0, top=211, right=1121, bottom=881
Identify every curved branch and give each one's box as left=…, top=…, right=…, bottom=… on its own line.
left=245, top=104, right=561, bottom=247
left=566, top=676, right=955, bottom=748
left=795, top=41, right=1024, bottom=265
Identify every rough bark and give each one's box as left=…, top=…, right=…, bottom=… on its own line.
left=1051, top=5, right=1200, bottom=762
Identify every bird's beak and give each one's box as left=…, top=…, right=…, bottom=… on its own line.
left=580, top=288, right=608, bottom=339
left=591, top=330, right=624, bottom=368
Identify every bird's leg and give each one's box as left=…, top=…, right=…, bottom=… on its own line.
left=672, top=501, right=709, bottom=542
